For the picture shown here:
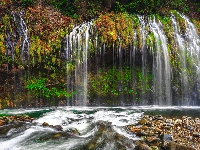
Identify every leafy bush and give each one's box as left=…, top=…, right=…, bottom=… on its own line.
left=22, top=0, right=33, bottom=7
left=89, top=66, right=152, bottom=98
left=26, top=78, right=74, bottom=99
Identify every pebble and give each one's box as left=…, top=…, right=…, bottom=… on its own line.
left=127, top=115, right=200, bottom=149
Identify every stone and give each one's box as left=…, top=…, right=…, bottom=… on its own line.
left=146, top=136, right=160, bottom=143
left=42, top=122, right=49, bottom=126
left=160, top=133, right=173, bottom=142
left=193, top=132, right=200, bottom=137
left=150, top=146, right=159, bottom=150
left=138, top=118, right=148, bottom=125
left=53, top=125, right=63, bottom=131
left=0, top=120, right=4, bottom=126
left=136, top=129, right=147, bottom=136
left=155, top=115, right=164, bottom=120
left=135, top=143, right=151, bottom=150
left=155, top=127, right=162, bottom=133
left=166, top=142, right=196, bottom=150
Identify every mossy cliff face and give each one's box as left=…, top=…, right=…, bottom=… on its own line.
left=0, top=0, right=200, bottom=108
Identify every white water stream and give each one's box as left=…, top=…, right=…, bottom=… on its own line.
left=1, top=106, right=200, bottom=150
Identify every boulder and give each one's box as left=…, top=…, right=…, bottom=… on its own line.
left=166, top=142, right=196, bottom=150
left=135, top=143, right=151, bottom=150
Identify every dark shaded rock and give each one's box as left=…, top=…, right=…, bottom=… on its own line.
left=42, top=122, right=63, bottom=131
left=53, top=125, right=63, bottom=131
left=193, top=132, right=200, bottom=137
left=135, top=143, right=151, bottom=150
left=38, top=132, right=70, bottom=141
left=67, top=128, right=80, bottom=136
left=42, top=122, right=49, bottom=126
left=0, top=115, right=35, bottom=136
left=166, top=142, right=196, bottom=150
left=136, top=129, right=147, bottom=136
left=0, top=121, right=24, bottom=136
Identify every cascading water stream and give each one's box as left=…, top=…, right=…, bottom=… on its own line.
left=1, top=106, right=200, bottom=150
left=149, top=17, right=172, bottom=105
left=1, top=11, right=199, bottom=106
left=65, top=22, right=92, bottom=106
left=61, top=12, right=199, bottom=106
left=171, top=15, right=189, bottom=105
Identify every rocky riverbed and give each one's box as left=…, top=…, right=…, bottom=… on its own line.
left=0, top=113, right=200, bottom=150
left=126, top=115, right=200, bottom=150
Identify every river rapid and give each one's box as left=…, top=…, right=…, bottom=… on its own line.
left=0, top=106, right=200, bottom=150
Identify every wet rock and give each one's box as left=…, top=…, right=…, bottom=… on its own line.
left=42, top=122, right=63, bottom=131
left=150, top=146, right=159, bottom=150
left=119, top=119, right=128, bottom=123
left=0, top=115, right=35, bottom=136
left=136, top=129, right=147, bottom=136
left=193, top=132, right=200, bottom=137
left=128, top=115, right=200, bottom=149
left=0, top=121, right=24, bottom=136
left=155, top=115, right=163, bottom=120
left=174, top=119, right=182, bottom=125
left=135, top=143, right=151, bottom=150
left=165, top=119, right=173, bottom=124
left=53, top=125, right=63, bottom=131
left=67, top=128, right=80, bottom=136
left=38, top=132, right=70, bottom=141
left=146, top=136, right=160, bottom=143
left=42, top=122, right=49, bottom=126
left=138, top=118, right=148, bottom=125
left=160, top=133, right=173, bottom=142
left=0, top=120, right=5, bottom=126
left=166, top=142, right=196, bottom=150
left=155, top=127, right=162, bottom=133
left=140, top=125, right=148, bottom=130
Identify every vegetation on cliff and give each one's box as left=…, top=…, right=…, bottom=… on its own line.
left=0, top=0, right=199, bottom=108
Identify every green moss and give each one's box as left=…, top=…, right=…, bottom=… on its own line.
left=89, top=66, right=152, bottom=99
left=171, top=10, right=186, bottom=35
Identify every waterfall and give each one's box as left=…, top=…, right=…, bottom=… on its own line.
left=63, top=12, right=199, bottom=106
left=1, top=11, right=199, bottom=107
left=149, top=17, right=172, bottom=105
left=12, top=11, right=30, bottom=62
left=65, top=22, right=92, bottom=105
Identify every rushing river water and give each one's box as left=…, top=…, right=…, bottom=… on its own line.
left=0, top=106, right=200, bottom=150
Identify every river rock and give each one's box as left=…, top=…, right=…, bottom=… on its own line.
left=166, top=142, right=196, bottom=150
left=127, top=115, right=200, bottom=149
left=138, top=118, right=148, bottom=125
left=136, top=129, right=147, bottom=136
left=0, top=120, right=4, bottom=126
left=135, top=143, right=151, bottom=150
left=53, top=125, right=63, bottom=131
left=150, top=146, right=159, bottom=150
left=0, top=115, right=35, bottom=136
left=39, top=132, right=70, bottom=141
left=42, top=122, right=63, bottom=131
left=160, top=133, right=173, bottom=142
left=193, top=132, right=200, bottom=137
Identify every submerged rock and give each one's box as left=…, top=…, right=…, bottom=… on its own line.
left=42, top=122, right=63, bottom=131
left=0, top=115, right=35, bottom=136
left=38, top=132, right=71, bottom=141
